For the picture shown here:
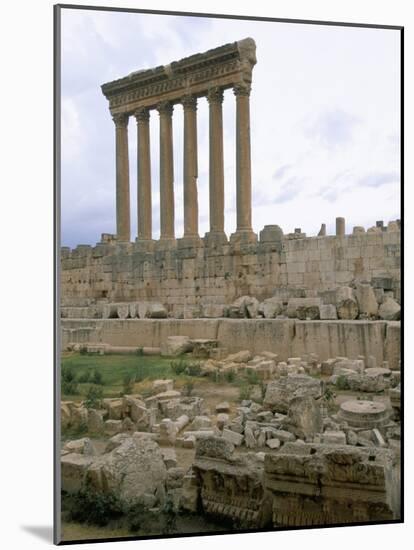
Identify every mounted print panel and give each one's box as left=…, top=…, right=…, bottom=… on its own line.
left=54, top=4, right=402, bottom=545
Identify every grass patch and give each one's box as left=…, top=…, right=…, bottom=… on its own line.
left=61, top=353, right=175, bottom=401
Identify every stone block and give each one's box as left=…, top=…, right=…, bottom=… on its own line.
left=222, top=428, right=244, bottom=446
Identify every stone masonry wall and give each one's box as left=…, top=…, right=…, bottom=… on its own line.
left=61, top=227, right=401, bottom=312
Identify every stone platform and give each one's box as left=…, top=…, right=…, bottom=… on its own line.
left=61, top=318, right=401, bottom=369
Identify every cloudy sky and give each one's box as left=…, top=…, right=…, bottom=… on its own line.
left=60, top=8, right=401, bottom=248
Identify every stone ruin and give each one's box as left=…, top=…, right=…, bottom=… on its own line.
left=60, top=38, right=401, bottom=531
left=61, top=347, right=401, bottom=529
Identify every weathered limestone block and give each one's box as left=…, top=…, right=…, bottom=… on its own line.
left=161, top=335, right=193, bottom=356
left=283, top=396, right=323, bottom=439
left=229, top=296, right=260, bottom=318
left=287, top=298, right=321, bottom=319
left=159, top=396, right=203, bottom=420
left=117, top=303, right=130, bottom=320
left=201, top=303, right=226, bottom=318
left=152, top=379, right=174, bottom=393
left=191, top=338, right=218, bottom=358
left=222, top=428, right=244, bottom=446
left=319, top=304, right=337, bottom=320
left=87, top=409, right=104, bottom=434
left=189, top=415, right=212, bottom=431
left=223, top=350, right=252, bottom=363
left=61, top=453, right=94, bottom=493
left=355, top=283, right=379, bottom=317
left=264, top=444, right=399, bottom=526
left=104, top=419, right=123, bottom=436
left=61, top=402, right=72, bottom=429
left=86, top=437, right=167, bottom=507
left=149, top=303, right=168, bottom=318
left=379, top=298, right=401, bottom=320
left=336, top=286, right=359, bottom=320
left=263, top=374, right=322, bottom=413
left=258, top=298, right=283, bottom=319
left=63, top=437, right=95, bottom=455
left=193, top=436, right=271, bottom=527
left=71, top=406, right=88, bottom=430
left=322, top=430, right=347, bottom=445
left=103, top=398, right=124, bottom=420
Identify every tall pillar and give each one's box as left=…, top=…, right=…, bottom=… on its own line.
left=113, top=113, right=130, bottom=242
left=135, top=107, right=152, bottom=242
left=230, top=83, right=257, bottom=244
left=182, top=95, right=199, bottom=241
left=157, top=101, right=175, bottom=242
left=205, top=86, right=227, bottom=245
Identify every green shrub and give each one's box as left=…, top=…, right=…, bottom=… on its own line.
left=84, top=385, right=103, bottom=410
left=121, top=374, right=135, bottom=396
left=246, top=370, right=260, bottom=385
left=185, top=362, right=202, bottom=377
left=336, top=375, right=349, bottom=390
left=92, top=369, right=104, bottom=385
left=68, top=488, right=124, bottom=526
left=170, top=359, right=188, bottom=375
left=79, top=345, right=88, bottom=355
left=238, top=383, right=252, bottom=401
left=62, top=365, right=76, bottom=383
left=78, top=371, right=91, bottom=384
left=224, top=370, right=236, bottom=383
left=182, top=378, right=195, bottom=397
left=61, top=380, right=78, bottom=396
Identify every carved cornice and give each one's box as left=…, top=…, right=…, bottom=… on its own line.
left=207, top=86, right=224, bottom=105
left=112, top=113, right=129, bottom=128
left=157, top=101, right=174, bottom=116
left=181, top=95, right=197, bottom=111
left=102, top=38, right=256, bottom=113
left=134, top=107, right=150, bottom=122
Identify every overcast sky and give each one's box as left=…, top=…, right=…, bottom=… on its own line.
left=60, top=8, right=401, bottom=248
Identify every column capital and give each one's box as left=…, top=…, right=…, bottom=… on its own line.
left=181, top=94, right=197, bottom=111
left=157, top=100, right=174, bottom=116
left=112, top=113, right=129, bottom=128
left=134, top=107, right=150, bottom=123
left=233, top=83, right=251, bottom=97
left=207, top=86, right=224, bottom=104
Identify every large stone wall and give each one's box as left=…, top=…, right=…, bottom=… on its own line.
left=61, top=318, right=401, bottom=369
left=61, top=226, right=401, bottom=312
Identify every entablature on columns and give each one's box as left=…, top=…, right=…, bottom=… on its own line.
left=101, top=37, right=256, bottom=115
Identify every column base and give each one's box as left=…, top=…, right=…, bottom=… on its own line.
left=204, top=231, right=228, bottom=248
left=177, top=235, right=203, bottom=250
left=230, top=229, right=258, bottom=245
left=134, top=238, right=155, bottom=252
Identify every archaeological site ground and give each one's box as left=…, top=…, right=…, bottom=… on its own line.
left=58, top=26, right=402, bottom=544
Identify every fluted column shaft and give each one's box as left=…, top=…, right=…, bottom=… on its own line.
left=135, top=108, right=152, bottom=240
left=182, top=95, right=199, bottom=237
left=158, top=101, right=175, bottom=240
left=113, top=114, right=130, bottom=241
left=207, top=87, right=225, bottom=235
left=234, top=84, right=253, bottom=231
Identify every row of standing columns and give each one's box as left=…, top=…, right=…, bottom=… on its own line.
left=112, top=84, right=254, bottom=245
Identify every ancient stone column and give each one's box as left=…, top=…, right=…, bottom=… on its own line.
left=336, top=217, right=345, bottom=236
left=135, top=107, right=152, bottom=241
left=231, top=83, right=256, bottom=244
left=157, top=101, right=175, bottom=241
left=113, top=113, right=130, bottom=242
left=182, top=95, right=199, bottom=240
left=205, top=87, right=227, bottom=244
